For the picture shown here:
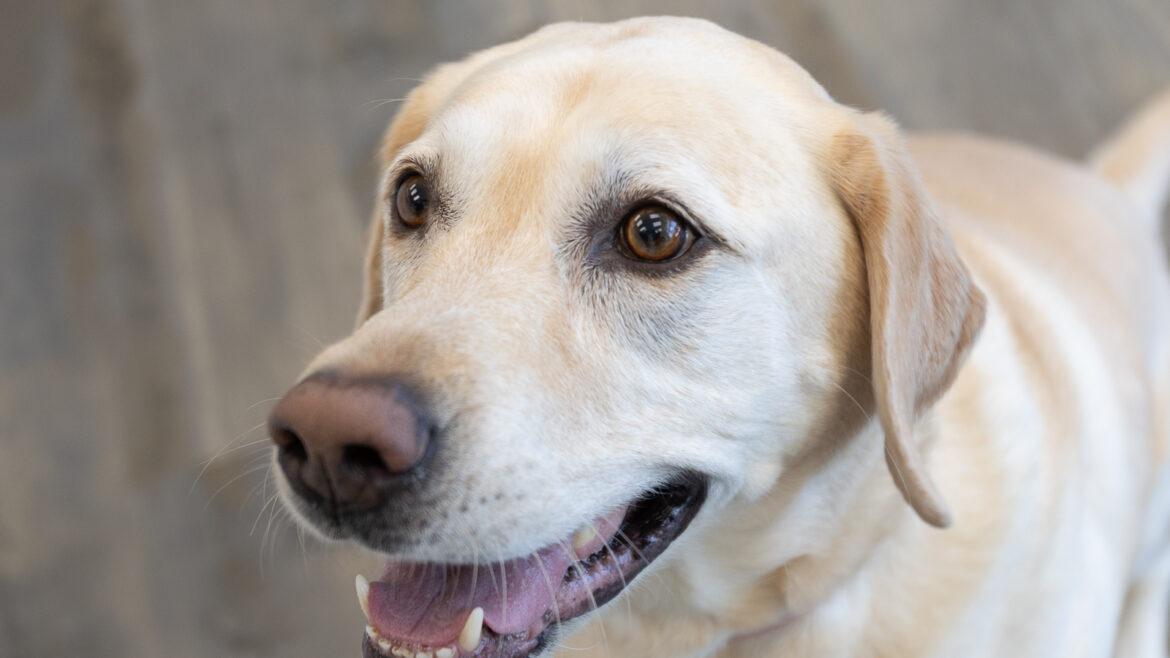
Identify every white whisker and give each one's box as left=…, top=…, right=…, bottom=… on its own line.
left=203, top=460, right=270, bottom=510
left=827, top=378, right=870, bottom=420
left=362, top=97, right=409, bottom=112
left=592, top=522, right=634, bottom=627
left=189, top=421, right=269, bottom=495
left=557, top=539, right=611, bottom=658
left=531, top=547, right=564, bottom=630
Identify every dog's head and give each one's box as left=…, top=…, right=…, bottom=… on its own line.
left=267, top=17, right=984, bottom=658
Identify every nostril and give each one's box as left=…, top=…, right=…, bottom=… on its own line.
left=342, top=444, right=392, bottom=479
left=273, top=425, right=308, bottom=463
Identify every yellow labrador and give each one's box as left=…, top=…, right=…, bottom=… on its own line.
left=266, top=17, right=1170, bottom=658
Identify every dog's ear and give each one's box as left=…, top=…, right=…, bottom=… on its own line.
left=356, top=82, right=444, bottom=327
left=357, top=203, right=387, bottom=326
left=828, top=112, right=986, bottom=528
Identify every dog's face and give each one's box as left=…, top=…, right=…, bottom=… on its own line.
left=268, top=18, right=984, bottom=658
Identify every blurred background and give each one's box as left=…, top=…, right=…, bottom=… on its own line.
left=2, top=1, right=1168, bottom=656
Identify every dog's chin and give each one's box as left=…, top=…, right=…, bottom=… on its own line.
left=356, top=473, right=708, bottom=658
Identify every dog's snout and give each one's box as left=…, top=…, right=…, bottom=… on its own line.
left=267, top=373, right=434, bottom=512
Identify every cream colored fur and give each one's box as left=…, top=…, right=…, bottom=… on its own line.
left=286, top=18, right=1170, bottom=658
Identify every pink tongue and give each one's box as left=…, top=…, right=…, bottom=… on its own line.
left=367, top=508, right=625, bottom=646
left=368, top=544, right=574, bottom=644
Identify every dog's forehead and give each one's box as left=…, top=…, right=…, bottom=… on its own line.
left=428, top=23, right=826, bottom=149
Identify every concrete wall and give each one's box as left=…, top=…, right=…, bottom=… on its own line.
left=2, top=1, right=1167, bottom=655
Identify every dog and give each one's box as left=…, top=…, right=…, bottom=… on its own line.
left=266, top=17, right=1170, bottom=658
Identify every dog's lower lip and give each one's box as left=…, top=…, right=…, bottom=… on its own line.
left=359, top=475, right=708, bottom=658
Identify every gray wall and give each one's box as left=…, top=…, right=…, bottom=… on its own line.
left=2, top=1, right=1168, bottom=656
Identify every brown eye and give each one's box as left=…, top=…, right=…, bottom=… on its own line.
left=394, top=173, right=429, bottom=228
left=621, top=206, right=692, bottom=261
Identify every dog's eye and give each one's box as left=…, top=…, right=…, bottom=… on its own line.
left=394, top=173, right=429, bottom=228
left=620, top=206, right=693, bottom=262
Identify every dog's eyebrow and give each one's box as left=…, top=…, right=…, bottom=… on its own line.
left=573, top=165, right=738, bottom=255
left=382, top=153, right=440, bottom=192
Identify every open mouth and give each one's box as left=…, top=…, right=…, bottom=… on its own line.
left=357, top=475, right=707, bottom=658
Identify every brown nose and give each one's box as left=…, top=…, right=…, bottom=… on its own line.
left=267, top=372, right=434, bottom=513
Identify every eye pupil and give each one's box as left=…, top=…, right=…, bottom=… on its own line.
left=623, top=207, right=687, bottom=261
left=408, top=182, right=426, bottom=210
left=395, top=174, right=429, bottom=227
left=634, top=211, right=672, bottom=244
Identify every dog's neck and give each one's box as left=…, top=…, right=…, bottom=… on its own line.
left=563, top=417, right=931, bottom=657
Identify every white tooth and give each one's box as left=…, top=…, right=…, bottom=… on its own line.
left=415, top=652, right=433, bottom=658
left=436, top=649, right=455, bottom=658
left=572, top=526, right=597, bottom=550
left=459, top=607, right=484, bottom=652
left=356, top=574, right=371, bottom=620
left=366, top=625, right=378, bottom=639
left=391, top=649, right=411, bottom=658
left=377, top=638, right=392, bottom=652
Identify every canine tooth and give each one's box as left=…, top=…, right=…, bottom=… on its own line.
left=572, top=526, right=597, bottom=550
left=356, top=574, right=371, bottom=620
left=436, top=649, right=455, bottom=658
left=366, top=625, right=378, bottom=639
left=459, top=607, right=484, bottom=652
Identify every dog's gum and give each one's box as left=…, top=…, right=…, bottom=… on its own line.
left=366, top=624, right=457, bottom=658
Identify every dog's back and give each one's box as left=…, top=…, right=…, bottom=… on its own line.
left=901, top=92, right=1170, bottom=657
left=1092, top=90, right=1170, bottom=657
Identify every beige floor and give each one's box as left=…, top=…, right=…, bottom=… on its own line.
left=2, top=1, right=1168, bottom=656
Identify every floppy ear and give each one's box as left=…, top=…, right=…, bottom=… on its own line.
left=828, top=112, right=987, bottom=528
left=355, top=81, right=444, bottom=328
left=356, top=204, right=386, bottom=326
